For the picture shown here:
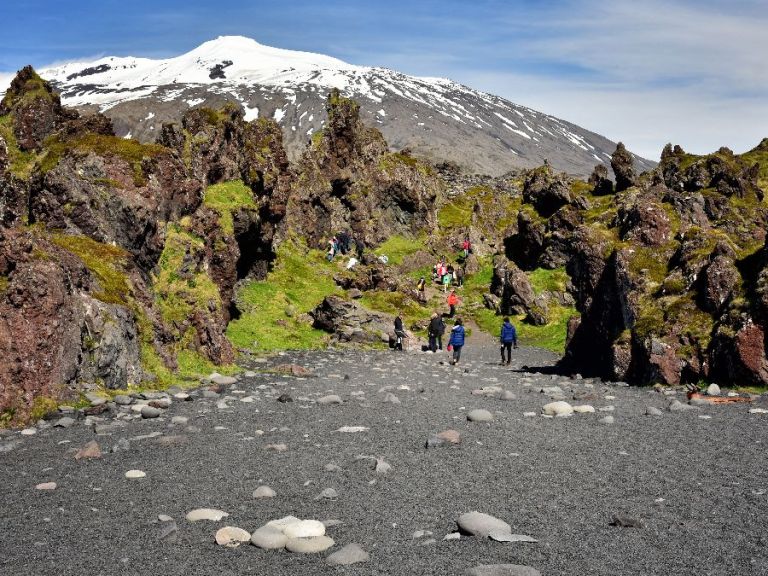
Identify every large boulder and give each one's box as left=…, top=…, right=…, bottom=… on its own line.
left=610, top=142, right=637, bottom=192
left=311, top=295, right=396, bottom=345
left=522, top=165, right=571, bottom=218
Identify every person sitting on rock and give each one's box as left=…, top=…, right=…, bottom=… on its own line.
left=446, top=289, right=460, bottom=317
left=499, top=317, right=518, bottom=365
left=448, top=317, right=466, bottom=365
left=394, top=312, right=406, bottom=351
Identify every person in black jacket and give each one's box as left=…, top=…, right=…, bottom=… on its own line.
left=427, top=312, right=445, bottom=353
left=394, top=313, right=406, bottom=351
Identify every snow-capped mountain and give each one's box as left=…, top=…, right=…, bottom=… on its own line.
left=35, top=36, right=652, bottom=176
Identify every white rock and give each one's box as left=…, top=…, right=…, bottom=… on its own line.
left=210, top=375, right=237, bottom=386
left=252, top=485, right=276, bottom=498
left=285, top=535, right=335, bottom=553
left=749, top=408, right=768, bottom=414
left=317, top=395, right=343, bottom=405
left=541, top=401, right=574, bottom=417
left=443, top=532, right=461, bottom=541
left=125, top=470, right=146, bottom=479
left=599, top=415, right=615, bottom=425
left=186, top=508, right=229, bottom=522
left=35, top=482, right=57, bottom=490
left=572, top=405, right=595, bottom=413
left=250, top=525, right=288, bottom=549
left=326, top=543, right=369, bottom=565
left=375, top=458, right=392, bottom=474
left=706, top=383, right=721, bottom=396
left=523, top=412, right=537, bottom=418
left=20, top=428, right=37, bottom=436
left=283, top=519, right=326, bottom=539
left=336, top=426, right=368, bottom=433
left=171, top=416, right=188, bottom=425
left=317, top=488, right=338, bottom=500
left=266, top=515, right=301, bottom=531
left=488, top=532, right=538, bottom=543
left=215, top=526, right=251, bottom=547
left=457, top=511, right=511, bottom=538
left=467, top=409, right=494, bottom=422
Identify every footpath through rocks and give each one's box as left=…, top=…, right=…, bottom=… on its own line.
left=2, top=342, right=768, bottom=576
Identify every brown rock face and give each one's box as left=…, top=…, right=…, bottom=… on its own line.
left=0, top=230, right=142, bottom=423
left=281, top=90, right=442, bottom=249
left=0, top=66, right=78, bottom=151
left=522, top=165, right=572, bottom=218
left=616, top=191, right=672, bottom=247
left=610, top=142, right=637, bottom=193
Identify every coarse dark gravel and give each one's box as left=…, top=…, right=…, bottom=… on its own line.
left=2, top=343, right=768, bottom=576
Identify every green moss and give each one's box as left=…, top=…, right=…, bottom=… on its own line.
left=0, top=275, right=8, bottom=297
left=528, top=267, right=569, bottom=294
left=29, top=396, right=58, bottom=422
left=374, top=235, right=427, bottom=267
left=50, top=234, right=131, bottom=305
left=153, top=225, right=221, bottom=326
left=40, top=133, right=166, bottom=185
left=203, top=180, right=257, bottom=235
left=227, top=239, right=339, bottom=352
left=0, top=68, right=53, bottom=110
left=570, top=179, right=592, bottom=195
left=359, top=289, right=426, bottom=332
left=0, top=114, right=37, bottom=179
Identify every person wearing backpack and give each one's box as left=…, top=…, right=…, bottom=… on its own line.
left=447, top=317, right=466, bottom=365
left=393, top=312, right=406, bottom=351
left=499, top=317, right=518, bottom=365
left=416, top=277, right=427, bottom=303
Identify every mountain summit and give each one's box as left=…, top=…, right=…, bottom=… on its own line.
left=37, top=35, right=652, bottom=176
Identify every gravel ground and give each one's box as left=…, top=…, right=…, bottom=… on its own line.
left=2, top=343, right=768, bottom=576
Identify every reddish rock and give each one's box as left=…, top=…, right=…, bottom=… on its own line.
left=74, top=440, right=102, bottom=460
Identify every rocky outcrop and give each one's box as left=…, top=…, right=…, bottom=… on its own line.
left=610, top=142, right=637, bottom=193
left=588, top=164, right=613, bottom=196
left=281, top=90, right=443, bottom=249
left=311, top=295, right=419, bottom=348
left=522, top=165, right=571, bottom=219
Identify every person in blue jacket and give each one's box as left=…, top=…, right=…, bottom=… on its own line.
left=499, top=317, right=518, bottom=365
left=448, top=317, right=466, bottom=366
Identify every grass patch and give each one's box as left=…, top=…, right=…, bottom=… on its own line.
left=374, top=235, right=427, bottom=266
left=0, top=114, right=38, bottom=179
left=50, top=233, right=131, bottom=305
left=227, top=239, right=339, bottom=352
left=203, top=180, right=257, bottom=235
left=529, top=267, right=569, bottom=293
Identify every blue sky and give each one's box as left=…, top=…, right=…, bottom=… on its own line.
left=2, top=0, right=765, bottom=160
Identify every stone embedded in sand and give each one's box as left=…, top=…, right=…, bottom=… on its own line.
left=383, top=393, right=401, bottom=404
left=317, top=488, right=338, bottom=500
left=465, top=564, right=542, bottom=576
left=285, top=535, right=335, bottom=553
left=35, top=482, right=57, bottom=490
left=437, top=429, right=461, bottom=444
left=541, top=401, right=573, bottom=417
left=20, top=428, right=37, bottom=436
left=326, top=543, right=370, bottom=565
left=645, top=406, right=663, bottom=416
left=141, top=406, right=161, bottom=419
left=457, top=511, right=512, bottom=538
left=253, top=485, right=276, bottom=498
left=186, top=508, right=229, bottom=522
left=283, top=519, right=326, bottom=538
left=669, top=399, right=697, bottom=412
left=75, top=440, right=102, bottom=460
left=572, top=405, right=595, bottom=413
left=336, top=426, right=368, bottom=433
left=467, top=409, right=494, bottom=422
left=273, top=364, right=313, bottom=377
left=114, top=395, right=133, bottom=405
left=317, top=395, right=343, bottom=405
left=125, top=470, right=146, bottom=479
left=375, top=458, right=392, bottom=474
left=599, top=415, right=615, bottom=425
left=250, top=525, right=288, bottom=549
left=749, top=408, right=768, bottom=414
left=215, top=526, right=251, bottom=547
left=706, top=383, right=721, bottom=396
left=488, top=532, right=538, bottom=543
left=210, top=374, right=237, bottom=386
left=265, top=443, right=288, bottom=452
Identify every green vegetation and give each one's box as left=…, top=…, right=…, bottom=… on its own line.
left=374, top=235, right=427, bottom=267
left=29, top=396, right=58, bottom=421
left=227, top=239, right=339, bottom=351
left=0, top=68, right=52, bottom=110
left=438, top=185, right=521, bottom=234
left=50, top=233, right=131, bottom=305
left=203, top=180, right=257, bottom=235
left=154, top=225, right=221, bottom=326
left=40, top=133, right=166, bottom=185
left=0, top=115, right=38, bottom=179
left=0, top=275, right=9, bottom=297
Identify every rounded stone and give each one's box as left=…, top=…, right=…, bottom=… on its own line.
left=210, top=375, right=238, bottom=386
left=541, top=401, right=574, bottom=416
left=215, top=526, right=251, bottom=547
left=326, top=543, right=370, bottom=565
left=572, top=405, right=595, bottom=413
left=114, top=395, right=133, bottom=405
left=186, top=508, right=229, bottom=522
left=317, top=395, right=343, bottom=405
left=599, top=415, right=615, bottom=425
left=706, top=383, right=721, bottom=396
left=252, top=485, right=276, bottom=498
left=125, top=469, right=146, bottom=479
left=250, top=525, right=289, bottom=549
left=465, top=565, right=542, bottom=576
left=283, top=519, right=326, bottom=538
left=645, top=406, right=663, bottom=416
left=467, top=409, right=494, bottom=422
left=285, top=535, right=335, bottom=553
left=140, top=406, right=161, bottom=419
left=457, top=511, right=511, bottom=538
left=35, top=482, right=57, bottom=490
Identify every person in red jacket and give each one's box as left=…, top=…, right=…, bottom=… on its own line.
left=446, top=289, right=460, bottom=318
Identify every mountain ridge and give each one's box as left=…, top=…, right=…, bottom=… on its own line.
left=6, top=35, right=654, bottom=177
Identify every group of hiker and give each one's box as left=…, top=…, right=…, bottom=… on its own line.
left=327, top=231, right=364, bottom=261
left=395, top=312, right=518, bottom=367
left=432, top=258, right=463, bottom=291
